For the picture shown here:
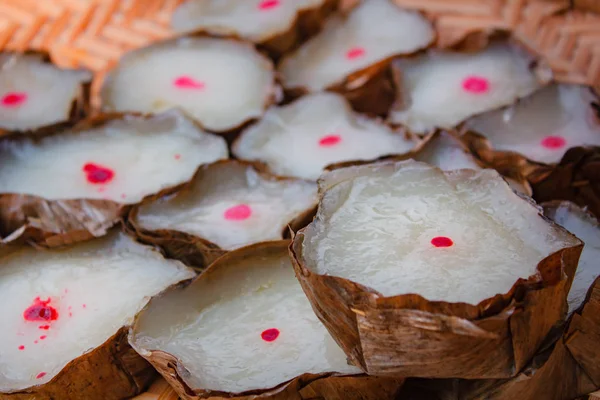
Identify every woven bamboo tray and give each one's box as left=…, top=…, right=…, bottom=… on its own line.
left=1, top=0, right=599, bottom=399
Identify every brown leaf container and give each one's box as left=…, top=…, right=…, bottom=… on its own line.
left=126, top=160, right=317, bottom=271
left=0, top=111, right=222, bottom=247
left=290, top=162, right=583, bottom=379
left=397, top=277, right=600, bottom=400
left=530, top=147, right=600, bottom=220
left=129, top=241, right=405, bottom=400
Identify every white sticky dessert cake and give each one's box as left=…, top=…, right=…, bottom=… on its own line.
left=0, top=53, right=91, bottom=132
left=131, top=242, right=360, bottom=394
left=101, top=37, right=276, bottom=132
left=278, top=0, right=434, bottom=91
left=0, top=110, right=228, bottom=204
left=134, top=161, right=317, bottom=250
left=233, top=92, right=416, bottom=180
left=0, top=233, right=194, bottom=392
left=465, top=84, right=600, bottom=164
left=389, top=44, right=543, bottom=133
left=301, top=161, right=578, bottom=304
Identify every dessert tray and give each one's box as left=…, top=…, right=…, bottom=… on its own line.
left=0, top=1, right=599, bottom=399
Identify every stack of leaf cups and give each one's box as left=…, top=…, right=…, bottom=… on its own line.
left=1, top=1, right=599, bottom=400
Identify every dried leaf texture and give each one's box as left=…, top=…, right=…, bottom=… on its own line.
left=531, top=147, right=600, bottom=220
left=398, top=278, right=600, bottom=400
left=459, top=129, right=546, bottom=187
left=0, top=194, right=124, bottom=247
left=254, top=0, right=340, bottom=58
left=130, top=241, right=404, bottom=400
left=290, top=162, right=583, bottom=379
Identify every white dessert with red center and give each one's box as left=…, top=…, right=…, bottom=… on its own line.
left=0, top=233, right=194, bottom=391
left=545, top=203, right=600, bottom=315
left=101, top=37, right=275, bottom=132
left=0, top=53, right=90, bottom=132
left=134, top=161, right=317, bottom=250
left=464, top=84, right=600, bottom=164
left=389, top=44, right=543, bottom=133
left=172, top=0, right=325, bottom=42
left=233, top=92, right=416, bottom=180
left=278, top=0, right=434, bottom=91
left=0, top=110, right=228, bottom=204
left=302, top=161, right=578, bottom=304
left=130, top=242, right=361, bottom=394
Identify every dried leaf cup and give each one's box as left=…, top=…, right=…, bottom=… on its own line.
left=460, top=84, right=600, bottom=184
left=129, top=241, right=404, bottom=400
left=0, top=110, right=228, bottom=246
left=100, top=35, right=279, bottom=137
left=127, top=160, right=317, bottom=271
left=398, top=277, right=600, bottom=400
left=291, top=160, right=583, bottom=379
left=233, top=92, right=420, bottom=181
left=0, top=233, right=195, bottom=400
left=277, top=0, right=434, bottom=115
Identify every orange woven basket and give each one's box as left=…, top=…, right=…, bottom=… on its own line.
left=1, top=0, right=599, bottom=399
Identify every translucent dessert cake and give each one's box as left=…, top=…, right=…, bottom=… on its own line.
left=233, top=92, right=416, bottom=180
left=0, top=233, right=194, bottom=391
left=389, top=44, right=543, bottom=133
left=0, top=52, right=91, bottom=132
left=134, top=161, right=317, bottom=250
left=465, top=84, right=600, bottom=164
left=278, top=0, right=433, bottom=92
left=131, top=242, right=361, bottom=394
left=0, top=110, right=228, bottom=204
left=302, top=161, right=578, bottom=304
left=101, top=37, right=276, bottom=132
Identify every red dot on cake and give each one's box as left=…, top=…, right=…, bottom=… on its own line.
left=1, top=92, right=27, bottom=107
left=319, top=135, right=342, bottom=147
left=540, top=135, right=566, bottom=149
left=462, top=76, right=490, bottom=94
left=261, top=328, right=280, bottom=342
left=36, top=372, right=46, bottom=379
left=83, top=163, right=115, bottom=185
left=346, top=47, right=366, bottom=60
left=173, top=76, right=205, bottom=90
left=18, top=345, right=25, bottom=350
left=258, top=0, right=280, bottom=10
left=224, top=204, right=252, bottom=221
left=431, top=236, right=454, bottom=248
